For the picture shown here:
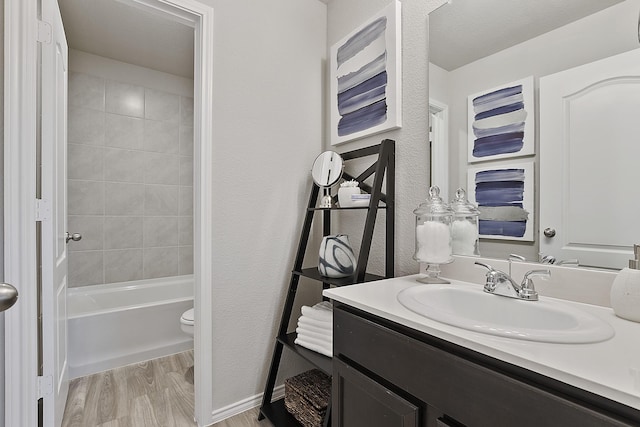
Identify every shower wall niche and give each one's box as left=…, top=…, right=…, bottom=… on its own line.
left=67, top=50, right=194, bottom=288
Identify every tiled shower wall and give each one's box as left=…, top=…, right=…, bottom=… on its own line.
left=67, top=71, right=194, bottom=287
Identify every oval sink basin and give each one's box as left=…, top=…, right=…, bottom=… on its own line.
left=397, top=284, right=614, bottom=343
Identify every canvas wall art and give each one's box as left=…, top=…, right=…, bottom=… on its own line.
left=467, top=161, right=534, bottom=241
left=329, top=1, right=402, bottom=146
left=467, top=76, right=535, bottom=162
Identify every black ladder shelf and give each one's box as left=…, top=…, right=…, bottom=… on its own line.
left=258, top=139, right=395, bottom=427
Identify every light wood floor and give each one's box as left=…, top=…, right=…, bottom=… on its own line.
left=62, top=351, right=272, bottom=427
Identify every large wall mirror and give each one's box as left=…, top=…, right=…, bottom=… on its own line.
left=429, top=0, right=640, bottom=269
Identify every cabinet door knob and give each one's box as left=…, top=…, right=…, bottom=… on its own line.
left=543, top=228, right=556, bottom=238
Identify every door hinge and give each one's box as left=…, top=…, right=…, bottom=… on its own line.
left=37, top=375, right=54, bottom=399
left=37, top=20, right=52, bottom=44
left=35, top=198, right=50, bottom=222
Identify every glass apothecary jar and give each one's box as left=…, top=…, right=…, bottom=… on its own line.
left=450, top=188, right=480, bottom=257
left=413, top=186, right=453, bottom=283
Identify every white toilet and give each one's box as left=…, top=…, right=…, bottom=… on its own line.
left=180, top=308, right=194, bottom=336
left=180, top=308, right=195, bottom=384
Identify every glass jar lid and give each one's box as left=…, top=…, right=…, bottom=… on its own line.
left=413, top=186, right=453, bottom=216
left=450, top=188, right=479, bottom=216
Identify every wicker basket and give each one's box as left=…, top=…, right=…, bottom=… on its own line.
left=284, top=369, right=331, bottom=427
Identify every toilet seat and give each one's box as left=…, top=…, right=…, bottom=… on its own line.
left=181, top=308, right=194, bottom=326
left=180, top=308, right=194, bottom=337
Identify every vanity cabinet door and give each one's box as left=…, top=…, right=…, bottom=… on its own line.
left=333, top=358, right=420, bottom=427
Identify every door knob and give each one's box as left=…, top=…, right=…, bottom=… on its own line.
left=543, top=228, right=556, bottom=238
left=0, top=283, right=18, bottom=312
left=66, top=232, right=82, bottom=243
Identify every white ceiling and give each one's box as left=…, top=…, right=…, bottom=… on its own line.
left=58, top=0, right=624, bottom=78
left=429, top=0, right=625, bottom=71
left=58, top=0, right=195, bottom=78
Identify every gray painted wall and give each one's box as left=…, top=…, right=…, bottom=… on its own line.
left=326, top=0, right=436, bottom=278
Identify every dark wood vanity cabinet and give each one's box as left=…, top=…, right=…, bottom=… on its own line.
left=332, top=304, right=640, bottom=427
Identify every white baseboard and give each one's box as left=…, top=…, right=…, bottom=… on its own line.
left=210, top=385, right=285, bottom=424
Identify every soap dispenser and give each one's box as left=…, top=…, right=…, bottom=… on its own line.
left=610, top=244, right=640, bottom=322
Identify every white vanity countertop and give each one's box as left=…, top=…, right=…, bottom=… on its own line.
left=323, top=275, right=640, bottom=411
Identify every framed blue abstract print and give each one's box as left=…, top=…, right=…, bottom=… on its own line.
left=467, top=161, right=535, bottom=242
left=467, top=76, right=535, bottom=162
left=329, top=1, right=402, bottom=146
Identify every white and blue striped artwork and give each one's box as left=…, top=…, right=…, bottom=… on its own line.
left=467, top=161, right=534, bottom=241
left=467, top=77, right=535, bottom=162
left=330, top=1, right=402, bottom=146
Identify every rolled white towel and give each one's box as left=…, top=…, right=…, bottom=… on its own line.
left=296, top=326, right=332, bottom=344
left=294, top=336, right=332, bottom=358
left=298, top=316, right=332, bottom=332
left=301, top=304, right=333, bottom=323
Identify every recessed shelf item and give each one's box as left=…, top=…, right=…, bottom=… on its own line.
left=259, top=140, right=395, bottom=427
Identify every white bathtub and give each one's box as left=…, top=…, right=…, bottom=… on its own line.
left=68, top=275, right=194, bottom=379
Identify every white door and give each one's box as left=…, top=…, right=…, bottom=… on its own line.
left=40, top=0, right=70, bottom=425
left=539, top=48, right=640, bottom=269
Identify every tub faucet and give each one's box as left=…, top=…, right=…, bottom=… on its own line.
left=475, top=262, right=550, bottom=301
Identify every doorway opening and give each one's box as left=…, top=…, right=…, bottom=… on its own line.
left=4, top=0, right=215, bottom=425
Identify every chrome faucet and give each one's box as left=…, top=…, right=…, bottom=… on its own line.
left=475, top=262, right=550, bottom=301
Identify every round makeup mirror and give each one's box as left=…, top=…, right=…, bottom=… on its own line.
left=311, top=151, right=344, bottom=188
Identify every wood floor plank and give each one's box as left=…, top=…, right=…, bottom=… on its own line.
left=126, top=360, right=160, bottom=398
left=130, top=394, right=162, bottom=427
left=96, top=371, right=118, bottom=424
left=61, top=376, right=90, bottom=427
left=63, top=351, right=275, bottom=427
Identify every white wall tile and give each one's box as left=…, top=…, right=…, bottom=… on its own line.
left=69, top=251, right=103, bottom=287
left=144, top=120, right=179, bottom=154
left=179, top=186, right=193, bottom=216
left=179, top=156, right=193, bottom=186
left=178, top=216, right=193, bottom=246
left=68, top=107, right=105, bottom=145
left=179, top=125, right=194, bottom=156
left=68, top=144, right=103, bottom=181
left=144, top=247, right=179, bottom=279
left=105, top=114, right=144, bottom=150
left=144, top=185, right=179, bottom=216
left=68, top=216, right=104, bottom=252
left=180, top=96, right=194, bottom=126
left=143, top=217, right=178, bottom=248
left=104, top=216, right=143, bottom=249
left=105, top=182, right=145, bottom=215
left=68, top=70, right=194, bottom=287
left=105, top=80, right=144, bottom=118
left=69, top=72, right=105, bottom=111
left=179, top=246, right=194, bottom=275
left=144, top=152, right=179, bottom=185
left=103, top=148, right=145, bottom=183
left=68, top=180, right=104, bottom=215
left=145, top=88, right=180, bottom=122
left=104, top=249, right=143, bottom=283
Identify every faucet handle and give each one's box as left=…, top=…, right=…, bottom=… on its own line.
left=509, top=253, right=526, bottom=261
left=474, top=261, right=494, bottom=272
left=519, top=269, right=550, bottom=300
left=475, top=262, right=499, bottom=292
